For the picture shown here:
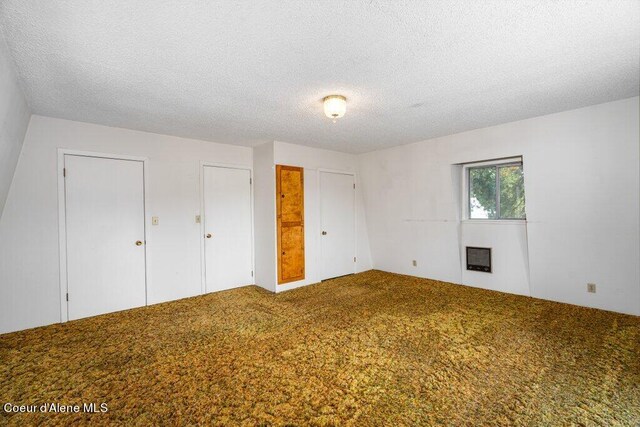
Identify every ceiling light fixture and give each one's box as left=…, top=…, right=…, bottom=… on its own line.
left=323, top=95, right=347, bottom=122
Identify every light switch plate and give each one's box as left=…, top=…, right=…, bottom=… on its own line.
left=152, top=216, right=159, bottom=225
left=195, top=215, right=201, bottom=224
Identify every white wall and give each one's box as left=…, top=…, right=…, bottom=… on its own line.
left=2, top=97, right=636, bottom=334
left=0, top=29, right=30, bottom=216
left=359, top=97, right=640, bottom=315
left=253, top=142, right=277, bottom=292
left=0, top=116, right=252, bottom=333
left=272, top=141, right=372, bottom=292
left=0, top=117, right=373, bottom=333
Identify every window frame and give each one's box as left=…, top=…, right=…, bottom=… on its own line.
left=462, top=157, right=526, bottom=222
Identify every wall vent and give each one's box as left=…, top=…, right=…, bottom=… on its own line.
left=466, top=247, right=492, bottom=273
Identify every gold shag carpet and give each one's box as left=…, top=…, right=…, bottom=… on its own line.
left=1, top=270, right=639, bottom=426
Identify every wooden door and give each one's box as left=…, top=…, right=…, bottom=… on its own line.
left=276, top=165, right=305, bottom=284
left=64, top=155, right=146, bottom=320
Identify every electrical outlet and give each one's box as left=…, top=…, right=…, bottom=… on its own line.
left=412, top=260, right=417, bottom=267
left=152, top=216, right=159, bottom=225
left=587, top=283, right=596, bottom=293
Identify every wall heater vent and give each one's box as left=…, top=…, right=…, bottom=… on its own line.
left=466, top=247, right=492, bottom=273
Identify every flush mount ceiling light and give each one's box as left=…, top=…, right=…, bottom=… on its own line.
left=323, top=95, right=347, bottom=122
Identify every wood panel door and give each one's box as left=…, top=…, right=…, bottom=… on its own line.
left=276, top=165, right=305, bottom=284
left=64, top=155, right=146, bottom=320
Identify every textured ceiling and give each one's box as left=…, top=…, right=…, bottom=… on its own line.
left=0, top=1, right=638, bottom=153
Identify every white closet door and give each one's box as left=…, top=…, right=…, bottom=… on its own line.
left=64, top=155, right=146, bottom=320
left=203, top=166, right=253, bottom=293
left=320, top=171, right=356, bottom=280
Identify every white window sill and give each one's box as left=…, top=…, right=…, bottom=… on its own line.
left=462, top=219, right=527, bottom=225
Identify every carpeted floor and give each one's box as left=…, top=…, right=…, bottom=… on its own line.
left=1, top=270, right=639, bottom=426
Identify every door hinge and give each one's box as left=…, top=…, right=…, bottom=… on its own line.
left=63, top=168, right=66, bottom=177
left=66, top=293, right=69, bottom=301
left=354, top=257, right=357, bottom=262
left=353, top=183, right=355, bottom=189
left=249, top=178, right=252, bottom=184
left=251, top=270, right=254, bottom=277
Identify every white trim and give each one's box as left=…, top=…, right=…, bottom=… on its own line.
left=461, top=219, right=527, bottom=225
left=56, top=148, right=147, bottom=162
left=318, top=168, right=357, bottom=280
left=317, top=167, right=356, bottom=176
left=57, top=148, right=150, bottom=323
left=199, top=161, right=255, bottom=295
left=460, top=156, right=523, bottom=168
left=57, top=150, right=66, bottom=322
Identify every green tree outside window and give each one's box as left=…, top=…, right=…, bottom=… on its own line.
left=469, top=163, right=525, bottom=219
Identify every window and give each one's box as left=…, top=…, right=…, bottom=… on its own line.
left=465, top=159, right=526, bottom=220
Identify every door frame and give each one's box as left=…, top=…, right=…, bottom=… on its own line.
left=199, top=161, right=255, bottom=294
left=318, top=168, right=357, bottom=280
left=57, top=149, right=150, bottom=323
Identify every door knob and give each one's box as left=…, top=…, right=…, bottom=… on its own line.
left=135, top=240, right=143, bottom=246
left=322, top=231, right=327, bottom=235
left=206, top=233, right=212, bottom=238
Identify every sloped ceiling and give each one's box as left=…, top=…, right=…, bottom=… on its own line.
left=0, top=28, right=30, bottom=216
